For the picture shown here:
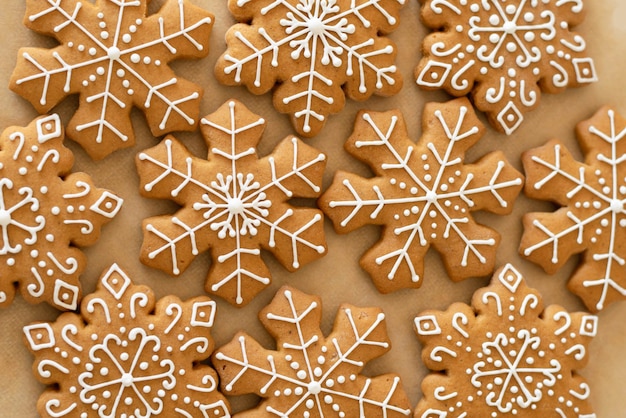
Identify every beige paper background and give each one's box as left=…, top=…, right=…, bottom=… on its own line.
left=1, top=0, right=626, bottom=416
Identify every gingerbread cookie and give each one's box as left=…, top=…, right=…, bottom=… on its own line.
left=24, top=264, right=230, bottom=418
left=520, top=106, right=626, bottom=312
left=215, top=0, right=403, bottom=137
left=414, top=264, right=598, bottom=418
left=415, top=0, right=597, bottom=135
left=136, top=100, right=327, bottom=306
left=11, top=0, right=214, bottom=160
left=213, top=286, right=412, bottom=417
left=319, top=98, right=523, bottom=293
left=0, top=115, right=122, bottom=310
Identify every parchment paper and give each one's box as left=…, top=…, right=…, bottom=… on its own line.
left=1, top=0, right=626, bottom=416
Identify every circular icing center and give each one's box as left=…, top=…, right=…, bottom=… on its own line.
left=121, top=373, right=134, bottom=387
left=610, top=199, right=624, bottom=213
left=425, top=190, right=437, bottom=203
left=307, top=381, right=322, bottom=395
left=107, top=46, right=121, bottom=60
left=227, top=198, right=245, bottom=215
left=308, top=17, right=325, bottom=36
left=502, top=21, right=516, bottom=34
left=0, top=210, right=11, bottom=227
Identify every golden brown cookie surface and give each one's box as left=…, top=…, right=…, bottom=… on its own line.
left=414, top=264, right=597, bottom=418
left=24, top=264, right=230, bottom=418
left=11, top=0, right=214, bottom=159
left=319, top=98, right=523, bottom=293
left=216, top=0, right=404, bottom=137
left=521, top=106, right=626, bottom=312
left=214, top=286, right=412, bottom=417
left=136, top=100, right=327, bottom=306
left=0, top=115, right=122, bottom=310
left=415, top=0, right=597, bottom=135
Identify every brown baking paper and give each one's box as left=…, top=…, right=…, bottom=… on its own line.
left=1, top=0, right=626, bottom=416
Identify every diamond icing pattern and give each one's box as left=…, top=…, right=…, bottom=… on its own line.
left=10, top=0, right=214, bottom=159
left=0, top=115, right=122, bottom=310
left=414, top=264, right=597, bottom=418
left=416, top=0, right=597, bottom=135
left=24, top=264, right=230, bottom=418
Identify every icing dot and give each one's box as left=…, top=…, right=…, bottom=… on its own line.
left=96, top=67, right=105, bottom=75
left=143, top=56, right=151, bottom=65
left=123, top=34, right=132, bottom=43
left=131, top=53, right=141, bottom=63
left=88, top=47, right=97, bottom=56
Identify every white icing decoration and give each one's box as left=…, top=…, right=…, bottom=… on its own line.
left=522, top=108, right=626, bottom=310
left=137, top=101, right=326, bottom=305
left=325, top=103, right=522, bottom=286
left=0, top=180, right=45, bottom=255
left=15, top=0, right=213, bottom=155
left=190, top=300, right=216, bottom=327
left=101, top=264, right=132, bottom=300
left=415, top=315, right=442, bottom=336
left=90, top=190, right=124, bottom=218
left=414, top=264, right=598, bottom=418
left=416, top=0, right=597, bottom=134
left=25, top=265, right=229, bottom=417
left=214, top=288, right=410, bottom=416
left=472, top=330, right=561, bottom=412
left=220, top=0, right=403, bottom=135
left=0, top=116, right=122, bottom=310
left=53, top=279, right=80, bottom=310
left=36, top=114, right=62, bottom=143
left=24, top=323, right=56, bottom=351
left=79, top=329, right=176, bottom=416
left=164, top=303, right=182, bottom=335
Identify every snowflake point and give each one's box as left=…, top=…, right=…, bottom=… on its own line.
left=417, top=0, right=596, bottom=134
left=12, top=0, right=215, bottom=158
left=321, top=100, right=522, bottom=291
left=416, top=264, right=596, bottom=417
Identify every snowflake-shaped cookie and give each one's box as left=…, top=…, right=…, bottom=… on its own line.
left=318, top=98, right=523, bottom=293
left=216, top=0, right=404, bottom=137
left=0, top=114, right=122, bottom=310
left=414, top=264, right=598, bottom=418
left=136, top=100, right=327, bottom=306
left=415, top=0, right=597, bottom=135
left=213, top=286, right=411, bottom=417
left=10, top=0, right=213, bottom=160
left=24, top=264, right=230, bottom=418
left=520, top=106, right=626, bottom=312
